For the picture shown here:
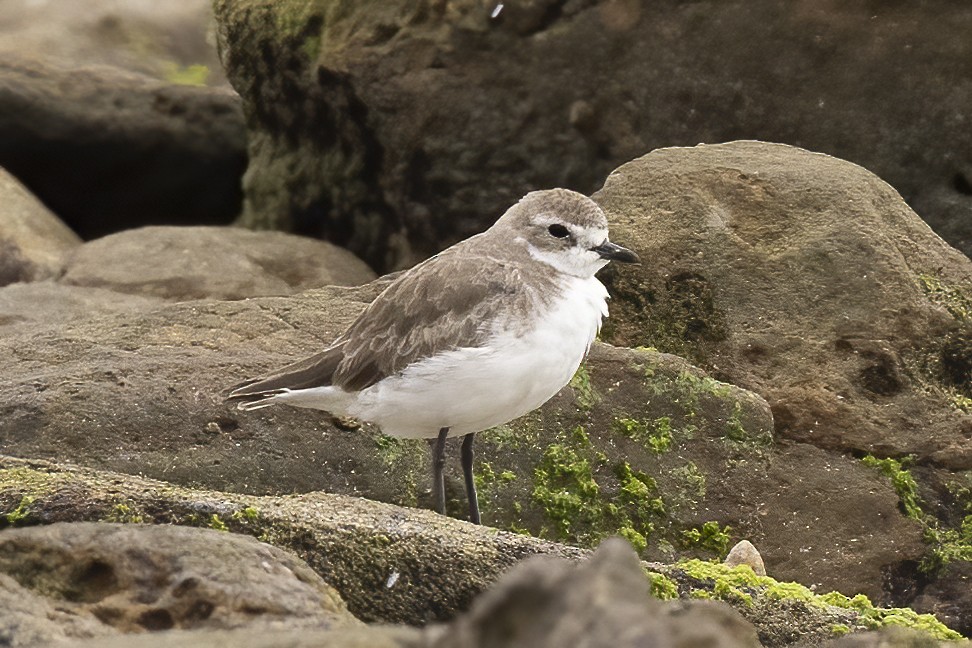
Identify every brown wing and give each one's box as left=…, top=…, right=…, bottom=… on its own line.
left=226, top=239, right=545, bottom=400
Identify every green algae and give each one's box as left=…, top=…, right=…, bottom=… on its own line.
left=860, top=455, right=922, bottom=520
left=917, top=273, right=972, bottom=322
left=569, top=364, right=600, bottom=410
left=675, top=560, right=963, bottom=640
left=4, top=495, right=35, bottom=525
left=679, top=521, right=732, bottom=555
left=163, top=62, right=210, bottom=86
left=645, top=569, right=679, bottom=600
left=613, top=416, right=674, bottom=453
left=531, top=426, right=664, bottom=551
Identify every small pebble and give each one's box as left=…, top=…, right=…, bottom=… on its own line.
left=723, top=539, right=766, bottom=576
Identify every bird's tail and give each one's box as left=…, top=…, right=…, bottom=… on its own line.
left=228, top=389, right=287, bottom=411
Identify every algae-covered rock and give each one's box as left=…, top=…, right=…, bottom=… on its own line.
left=0, top=458, right=962, bottom=646
left=595, top=141, right=972, bottom=470
left=212, top=1, right=972, bottom=271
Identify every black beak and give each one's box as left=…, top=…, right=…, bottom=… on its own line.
left=591, top=240, right=641, bottom=264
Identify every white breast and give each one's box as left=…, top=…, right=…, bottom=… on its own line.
left=346, top=275, right=609, bottom=438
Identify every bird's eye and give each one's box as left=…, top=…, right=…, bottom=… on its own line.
left=548, top=224, right=570, bottom=238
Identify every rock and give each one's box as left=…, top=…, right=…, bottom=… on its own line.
left=0, top=522, right=358, bottom=647
left=0, top=57, right=246, bottom=241
left=0, top=168, right=81, bottom=285
left=0, top=456, right=589, bottom=626
left=595, top=141, right=972, bottom=471
left=64, top=627, right=424, bottom=648
left=0, top=573, right=115, bottom=647
left=0, top=0, right=227, bottom=86
left=910, top=561, right=972, bottom=637
left=430, top=537, right=762, bottom=648
left=725, top=540, right=766, bottom=577
left=212, top=1, right=972, bottom=271
left=0, top=281, right=163, bottom=331
left=3, top=458, right=956, bottom=646
left=60, top=226, right=376, bottom=301
left=824, top=625, right=963, bottom=647
left=0, top=280, right=926, bottom=605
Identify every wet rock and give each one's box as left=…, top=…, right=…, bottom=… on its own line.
left=60, top=226, right=376, bottom=301
left=0, top=168, right=81, bottom=285
left=0, top=57, right=246, bottom=241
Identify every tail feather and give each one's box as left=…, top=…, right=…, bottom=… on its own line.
left=224, top=343, right=346, bottom=408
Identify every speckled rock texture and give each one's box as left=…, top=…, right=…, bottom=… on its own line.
left=0, top=522, right=357, bottom=646
left=212, top=0, right=972, bottom=271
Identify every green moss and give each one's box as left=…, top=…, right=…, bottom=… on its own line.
left=613, top=416, right=677, bottom=453
left=163, top=62, right=210, bottom=86
left=104, top=503, right=145, bottom=524
left=680, top=521, right=732, bottom=556
left=232, top=506, right=261, bottom=522
left=831, top=624, right=851, bottom=636
left=208, top=514, right=229, bottom=532
left=670, top=462, right=707, bottom=506
left=917, top=273, right=972, bottom=322
left=952, top=394, right=972, bottom=413
left=676, top=560, right=963, bottom=640
left=531, top=427, right=664, bottom=550
left=569, top=364, right=600, bottom=410
left=4, top=495, right=35, bottom=525
left=861, top=455, right=922, bottom=521
left=646, top=570, right=679, bottom=600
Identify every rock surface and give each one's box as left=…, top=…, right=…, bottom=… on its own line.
left=0, top=0, right=227, bottom=86
left=0, top=522, right=357, bottom=645
left=212, top=1, right=972, bottom=271
left=0, top=57, right=246, bottom=240
left=0, top=278, right=925, bottom=603
left=2, top=458, right=958, bottom=646
left=429, top=538, right=761, bottom=648
left=0, top=282, right=163, bottom=332
left=0, top=168, right=81, bottom=285
left=60, top=226, right=376, bottom=301
left=596, top=141, right=972, bottom=469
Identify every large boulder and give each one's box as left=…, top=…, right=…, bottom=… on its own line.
left=594, top=141, right=972, bottom=470
left=0, top=57, right=246, bottom=240
left=60, top=226, right=376, bottom=301
left=0, top=523, right=358, bottom=645
left=0, top=168, right=81, bottom=285
left=212, top=1, right=972, bottom=271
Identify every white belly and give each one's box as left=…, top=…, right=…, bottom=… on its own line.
left=345, top=275, right=609, bottom=438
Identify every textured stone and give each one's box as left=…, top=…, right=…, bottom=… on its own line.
left=0, top=168, right=80, bottom=285
left=0, top=522, right=358, bottom=646
left=725, top=540, right=767, bottom=577
left=595, top=141, right=972, bottom=470
left=212, top=1, right=972, bottom=271
left=0, top=281, right=162, bottom=331
left=60, top=226, right=376, bottom=301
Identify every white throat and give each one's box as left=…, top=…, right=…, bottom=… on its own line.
left=525, top=242, right=609, bottom=278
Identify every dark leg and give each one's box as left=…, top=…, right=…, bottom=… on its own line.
left=430, top=427, right=449, bottom=515
left=461, top=433, right=481, bottom=524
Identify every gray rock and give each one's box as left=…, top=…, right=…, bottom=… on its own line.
left=64, top=627, right=424, bottom=648
left=0, top=0, right=226, bottom=86
left=725, top=540, right=766, bottom=577
left=0, top=57, right=245, bottom=241
left=430, top=537, right=762, bottom=648
left=0, top=168, right=80, bottom=285
left=212, top=1, right=972, bottom=271
left=0, top=522, right=359, bottom=647
left=60, top=226, right=376, bottom=301
left=0, top=281, right=162, bottom=331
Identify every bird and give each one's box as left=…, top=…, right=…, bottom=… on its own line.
left=226, top=188, right=640, bottom=524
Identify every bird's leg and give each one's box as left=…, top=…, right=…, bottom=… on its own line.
left=461, top=433, right=481, bottom=525
left=431, top=427, right=449, bottom=515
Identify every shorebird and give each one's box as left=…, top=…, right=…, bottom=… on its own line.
left=226, top=189, right=639, bottom=524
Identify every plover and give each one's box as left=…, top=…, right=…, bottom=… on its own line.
left=226, top=189, right=639, bottom=524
